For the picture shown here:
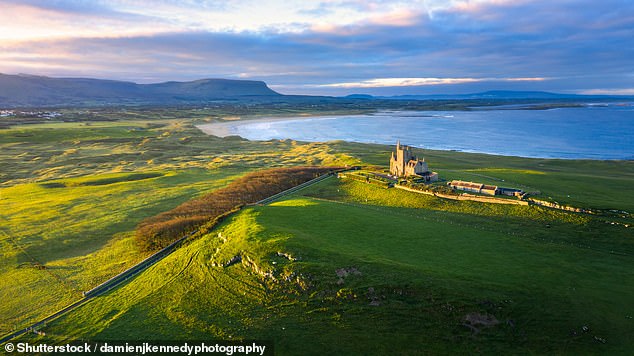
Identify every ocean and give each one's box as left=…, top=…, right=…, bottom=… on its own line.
left=209, top=104, right=634, bottom=160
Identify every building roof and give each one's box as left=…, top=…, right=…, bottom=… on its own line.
left=449, top=180, right=498, bottom=190
left=498, top=187, right=523, bottom=193
left=450, top=180, right=480, bottom=189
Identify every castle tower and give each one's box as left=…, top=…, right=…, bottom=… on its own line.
left=396, top=143, right=405, bottom=176
left=391, top=140, right=413, bottom=177
left=389, top=140, right=439, bottom=181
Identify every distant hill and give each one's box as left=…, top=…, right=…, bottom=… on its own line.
left=3, top=73, right=631, bottom=108
left=346, top=90, right=629, bottom=100
left=0, top=73, right=280, bottom=107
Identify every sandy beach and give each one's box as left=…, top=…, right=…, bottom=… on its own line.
left=196, top=115, right=332, bottom=138
left=196, top=120, right=241, bottom=137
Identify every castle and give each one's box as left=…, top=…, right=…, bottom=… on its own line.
left=389, top=141, right=438, bottom=182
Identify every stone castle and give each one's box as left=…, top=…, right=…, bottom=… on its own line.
left=389, top=141, right=438, bottom=182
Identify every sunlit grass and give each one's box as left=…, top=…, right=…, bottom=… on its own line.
left=466, top=168, right=547, bottom=175
left=0, top=119, right=357, bottom=335
left=36, top=180, right=634, bottom=354
left=3, top=112, right=633, bottom=353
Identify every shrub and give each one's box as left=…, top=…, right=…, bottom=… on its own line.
left=135, top=166, right=342, bottom=252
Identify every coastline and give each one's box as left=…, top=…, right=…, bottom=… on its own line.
left=196, top=121, right=237, bottom=137
left=196, top=114, right=347, bottom=138
left=194, top=109, right=633, bottom=160
left=197, top=117, right=290, bottom=137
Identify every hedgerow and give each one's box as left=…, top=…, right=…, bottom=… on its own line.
left=135, top=166, right=340, bottom=252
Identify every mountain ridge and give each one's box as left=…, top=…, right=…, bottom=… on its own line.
left=0, top=73, right=280, bottom=107
left=2, top=73, right=632, bottom=107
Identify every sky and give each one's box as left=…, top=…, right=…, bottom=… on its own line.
left=0, top=0, right=632, bottom=96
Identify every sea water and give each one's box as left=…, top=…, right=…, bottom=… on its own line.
left=224, top=104, right=634, bottom=160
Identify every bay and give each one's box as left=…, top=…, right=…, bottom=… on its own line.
left=201, top=104, right=634, bottom=160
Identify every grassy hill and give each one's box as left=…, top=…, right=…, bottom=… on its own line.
left=24, top=177, right=634, bottom=354
left=0, top=119, right=357, bottom=335
left=2, top=112, right=633, bottom=354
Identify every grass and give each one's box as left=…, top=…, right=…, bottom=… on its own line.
left=28, top=177, right=634, bottom=354
left=39, top=172, right=164, bottom=187
left=2, top=108, right=633, bottom=354
left=329, top=141, right=634, bottom=212
left=0, top=168, right=247, bottom=333
left=0, top=118, right=357, bottom=335
left=134, top=166, right=337, bottom=252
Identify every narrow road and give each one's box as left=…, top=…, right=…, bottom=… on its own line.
left=255, top=173, right=333, bottom=205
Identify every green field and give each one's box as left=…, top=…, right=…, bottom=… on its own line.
left=327, top=141, right=634, bottom=213
left=1, top=111, right=633, bottom=354
left=0, top=118, right=357, bottom=334
left=28, top=177, right=634, bottom=354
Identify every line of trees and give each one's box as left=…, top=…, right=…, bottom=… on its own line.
left=135, top=166, right=340, bottom=252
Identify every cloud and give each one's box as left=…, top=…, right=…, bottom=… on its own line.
left=0, top=0, right=438, bottom=37
left=1, top=0, right=125, bottom=16
left=316, top=77, right=548, bottom=88
left=322, top=78, right=480, bottom=88
left=0, top=2, right=176, bottom=41
left=0, top=1, right=632, bottom=95
left=580, top=89, right=634, bottom=96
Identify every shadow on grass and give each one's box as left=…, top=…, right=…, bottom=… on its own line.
left=39, top=172, right=164, bottom=188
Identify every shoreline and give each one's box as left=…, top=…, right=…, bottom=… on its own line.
left=194, top=112, right=633, bottom=161
left=196, top=114, right=353, bottom=138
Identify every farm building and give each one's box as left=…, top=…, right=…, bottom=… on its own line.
left=448, top=180, right=524, bottom=197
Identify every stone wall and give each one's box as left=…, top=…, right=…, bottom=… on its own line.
left=395, top=184, right=529, bottom=206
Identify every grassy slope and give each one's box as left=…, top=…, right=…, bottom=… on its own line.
left=0, top=169, right=245, bottom=332
left=0, top=120, right=358, bottom=334
left=34, top=178, right=634, bottom=354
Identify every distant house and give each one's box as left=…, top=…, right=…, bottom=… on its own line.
left=448, top=180, right=524, bottom=197
left=389, top=141, right=438, bottom=182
